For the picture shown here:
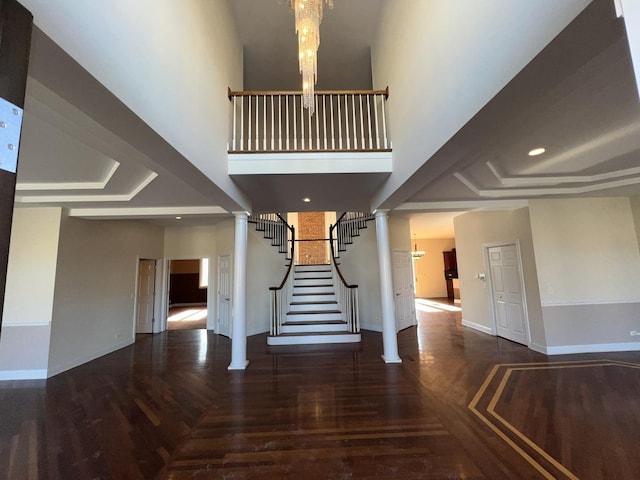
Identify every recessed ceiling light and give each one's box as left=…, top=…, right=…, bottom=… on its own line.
left=175, top=216, right=182, bottom=220
left=528, top=147, right=546, bottom=156
left=303, top=197, right=311, bottom=203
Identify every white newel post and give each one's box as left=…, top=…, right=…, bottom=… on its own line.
left=375, top=210, right=402, bottom=364
left=229, top=211, right=249, bottom=370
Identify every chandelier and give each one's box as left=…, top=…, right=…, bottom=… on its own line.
left=289, top=0, right=333, bottom=114
left=412, top=235, right=425, bottom=260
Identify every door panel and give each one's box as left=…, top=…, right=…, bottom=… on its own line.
left=488, top=245, right=527, bottom=345
left=136, top=259, right=155, bottom=334
left=217, top=255, right=232, bottom=337
left=393, top=250, right=415, bottom=331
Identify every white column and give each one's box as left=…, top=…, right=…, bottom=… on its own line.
left=228, top=211, right=249, bottom=370
left=375, top=210, right=402, bottom=364
left=619, top=0, right=640, bottom=100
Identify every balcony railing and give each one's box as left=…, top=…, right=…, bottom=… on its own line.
left=228, top=88, right=390, bottom=153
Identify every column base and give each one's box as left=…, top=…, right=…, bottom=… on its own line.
left=228, top=360, right=249, bottom=371
left=381, top=355, right=402, bottom=364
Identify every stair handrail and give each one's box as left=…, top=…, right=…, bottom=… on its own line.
left=329, top=217, right=359, bottom=334
left=268, top=214, right=295, bottom=336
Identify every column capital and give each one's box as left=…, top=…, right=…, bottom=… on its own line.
left=373, top=209, right=390, bottom=218
left=232, top=211, right=250, bottom=218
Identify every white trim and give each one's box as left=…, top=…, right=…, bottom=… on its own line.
left=15, top=171, right=157, bottom=203
left=46, top=339, right=133, bottom=378
left=528, top=342, right=548, bottom=354
left=67, top=205, right=228, bottom=219
left=540, top=342, right=640, bottom=355
left=614, top=0, right=623, bottom=17
left=16, top=161, right=119, bottom=191
left=168, top=302, right=207, bottom=307
left=1, top=321, right=50, bottom=327
left=483, top=240, right=532, bottom=345
left=395, top=200, right=529, bottom=212
left=455, top=170, right=640, bottom=197
left=541, top=299, right=640, bottom=307
left=462, top=319, right=494, bottom=335
left=486, top=160, right=640, bottom=187
left=0, top=369, right=48, bottom=381
left=228, top=151, right=392, bottom=175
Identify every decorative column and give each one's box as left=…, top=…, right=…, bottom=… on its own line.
left=228, top=211, right=249, bottom=370
left=374, top=210, right=402, bottom=363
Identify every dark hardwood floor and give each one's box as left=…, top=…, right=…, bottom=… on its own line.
left=1, top=304, right=639, bottom=479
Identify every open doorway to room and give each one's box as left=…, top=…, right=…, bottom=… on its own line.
left=167, top=259, right=209, bottom=330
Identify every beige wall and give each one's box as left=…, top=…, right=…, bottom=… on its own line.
left=413, top=238, right=456, bottom=298
left=529, top=198, right=640, bottom=351
left=630, top=194, right=640, bottom=254
left=0, top=207, right=62, bottom=379
left=48, top=216, right=164, bottom=376
left=453, top=208, right=545, bottom=346
left=529, top=198, right=640, bottom=305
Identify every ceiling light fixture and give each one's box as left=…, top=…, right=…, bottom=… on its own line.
left=528, top=147, right=546, bottom=156
left=412, top=234, right=425, bottom=260
left=289, top=0, right=333, bottom=115
left=303, top=197, right=311, bottom=203
left=175, top=216, right=182, bottom=220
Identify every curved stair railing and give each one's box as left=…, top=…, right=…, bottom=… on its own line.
left=254, top=215, right=294, bottom=337
left=329, top=212, right=374, bottom=334
left=249, top=213, right=293, bottom=260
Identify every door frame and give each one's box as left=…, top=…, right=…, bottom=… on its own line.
left=161, top=257, right=213, bottom=332
left=392, top=249, right=417, bottom=331
left=483, top=240, right=531, bottom=345
left=132, top=256, right=164, bottom=337
left=216, top=253, right=232, bottom=337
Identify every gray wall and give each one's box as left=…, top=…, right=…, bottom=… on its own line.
left=48, top=215, right=164, bottom=376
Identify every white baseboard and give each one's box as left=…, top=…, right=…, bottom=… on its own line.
left=169, top=302, right=207, bottom=308
left=541, top=342, right=640, bottom=355
left=47, top=338, right=133, bottom=378
left=529, top=342, right=548, bottom=354
left=0, top=369, right=48, bottom=381
left=360, top=323, right=383, bottom=333
left=461, top=319, right=494, bottom=335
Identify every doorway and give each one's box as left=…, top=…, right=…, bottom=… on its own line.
left=486, top=243, right=529, bottom=345
left=216, top=254, right=232, bottom=337
left=167, top=259, right=208, bottom=330
left=135, top=259, right=156, bottom=334
left=393, top=250, right=416, bottom=331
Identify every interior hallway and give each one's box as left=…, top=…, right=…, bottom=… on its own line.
left=1, top=304, right=639, bottom=479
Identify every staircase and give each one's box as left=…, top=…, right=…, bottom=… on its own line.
left=267, top=264, right=361, bottom=346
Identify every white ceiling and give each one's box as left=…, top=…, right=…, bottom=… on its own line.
left=13, top=0, right=640, bottom=236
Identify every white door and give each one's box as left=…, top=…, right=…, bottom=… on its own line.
left=393, top=250, right=416, bottom=331
left=136, top=259, right=156, bottom=333
left=217, top=255, right=232, bottom=337
left=488, top=245, right=528, bottom=345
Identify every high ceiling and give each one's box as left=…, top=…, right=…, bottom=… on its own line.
left=13, top=0, right=640, bottom=237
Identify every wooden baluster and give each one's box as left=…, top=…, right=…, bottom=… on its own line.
left=332, top=95, right=337, bottom=150
left=308, top=98, right=312, bottom=150
left=301, top=94, right=305, bottom=150
left=248, top=96, right=252, bottom=151
left=359, top=94, right=365, bottom=150
left=278, top=95, right=283, bottom=151
left=263, top=95, right=267, bottom=151
left=232, top=96, right=237, bottom=151
left=352, top=94, right=358, bottom=150
left=381, top=94, right=388, bottom=149
left=271, top=95, right=275, bottom=151
left=293, top=95, right=297, bottom=150
left=286, top=95, right=290, bottom=150
left=367, top=95, right=373, bottom=150
left=344, top=95, right=350, bottom=150
left=315, top=95, right=320, bottom=150
left=374, top=94, right=380, bottom=150
left=323, top=95, right=328, bottom=150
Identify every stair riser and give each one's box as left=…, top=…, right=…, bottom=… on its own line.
left=293, top=278, right=333, bottom=287
left=289, top=303, right=338, bottom=312
left=295, top=272, right=334, bottom=280
left=291, top=294, right=336, bottom=303
left=293, top=286, right=334, bottom=294
left=286, top=312, right=343, bottom=322
left=267, top=333, right=361, bottom=346
left=294, top=265, right=331, bottom=273
left=280, top=324, right=349, bottom=333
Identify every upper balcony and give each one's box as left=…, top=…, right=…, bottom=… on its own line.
left=227, top=88, right=393, bottom=178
